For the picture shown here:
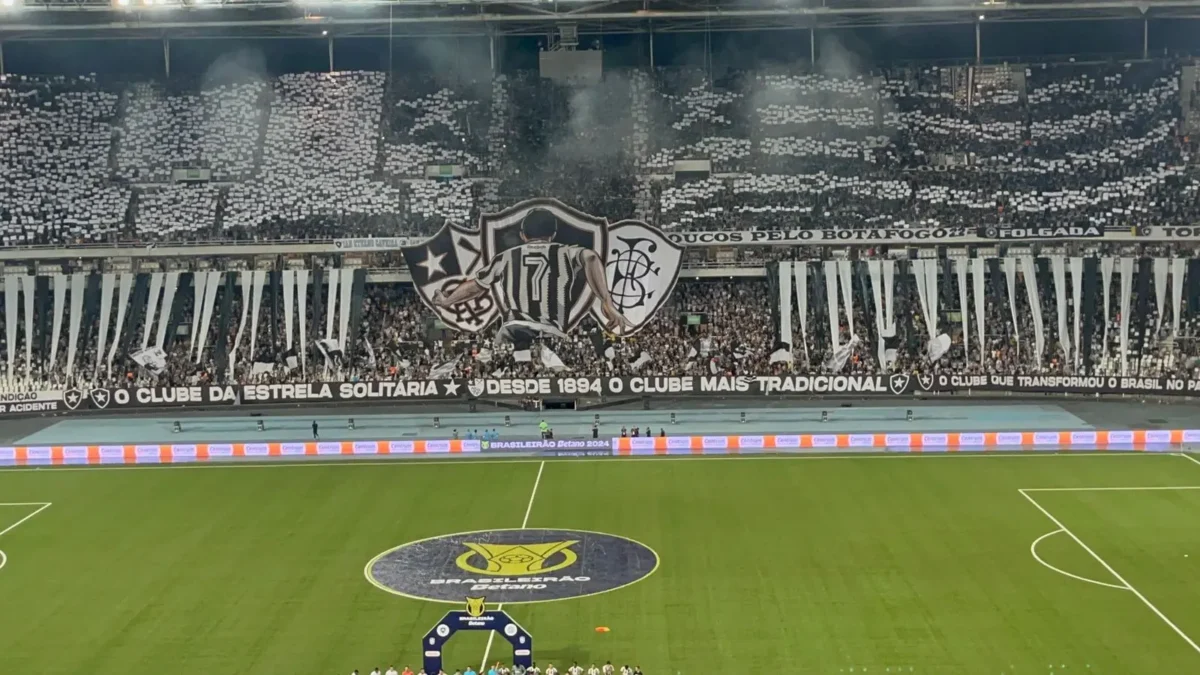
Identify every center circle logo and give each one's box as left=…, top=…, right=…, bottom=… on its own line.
left=365, top=528, right=659, bottom=604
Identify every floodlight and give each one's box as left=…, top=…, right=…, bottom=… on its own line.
left=0, top=0, right=16, bottom=8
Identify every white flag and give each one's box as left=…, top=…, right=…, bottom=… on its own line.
left=541, top=346, right=568, bottom=372
left=928, top=333, right=952, bottom=362
left=631, top=351, right=652, bottom=369
left=131, top=346, right=168, bottom=375
left=316, top=338, right=342, bottom=360
left=363, top=338, right=377, bottom=368
left=429, top=357, right=458, bottom=379
left=824, top=334, right=860, bottom=372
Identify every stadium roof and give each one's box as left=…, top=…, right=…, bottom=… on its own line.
left=2, top=0, right=1200, bottom=40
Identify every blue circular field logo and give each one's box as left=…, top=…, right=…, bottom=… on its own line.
left=365, top=528, right=659, bottom=604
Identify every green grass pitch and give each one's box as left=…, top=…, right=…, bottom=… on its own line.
left=3, top=453, right=1200, bottom=674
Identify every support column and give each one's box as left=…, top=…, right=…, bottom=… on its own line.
left=810, top=27, right=816, bottom=64
left=0, top=41, right=6, bottom=76
left=163, top=38, right=170, bottom=78
left=703, top=21, right=711, bottom=79
left=1143, top=18, right=1149, bottom=60
left=388, top=6, right=394, bottom=72
left=489, top=34, right=496, bottom=75
left=648, top=25, right=654, bottom=69
left=975, top=21, right=982, bottom=64
left=328, top=36, right=334, bottom=73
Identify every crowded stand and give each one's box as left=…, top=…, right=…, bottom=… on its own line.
left=382, top=74, right=493, bottom=177
left=132, top=185, right=221, bottom=240
left=0, top=60, right=1198, bottom=243
left=0, top=74, right=129, bottom=245
left=114, top=80, right=267, bottom=183
left=222, top=71, right=399, bottom=238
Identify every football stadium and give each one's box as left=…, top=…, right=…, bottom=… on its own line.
left=8, top=0, right=1200, bottom=672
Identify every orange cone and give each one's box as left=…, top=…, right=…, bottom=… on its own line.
left=595, top=626, right=610, bottom=633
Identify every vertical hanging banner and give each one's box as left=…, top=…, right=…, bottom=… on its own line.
left=971, top=257, right=986, bottom=365
left=141, top=272, right=164, bottom=351
left=156, top=272, right=180, bottom=350
left=955, top=259, right=970, bottom=363
left=21, top=275, right=35, bottom=376
left=777, top=261, right=793, bottom=357
left=1069, top=257, right=1083, bottom=370
left=107, top=273, right=134, bottom=373
left=793, top=261, right=809, bottom=362
left=1019, top=257, right=1044, bottom=367
left=1170, top=258, right=1187, bottom=336
left=189, top=271, right=207, bottom=357
left=5, top=274, right=19, bottom=373
left=1119, top=258, right=1134, bottom=375
left=282, top=269, right=295, bottom=351
left=66, top=273, right=86, bottom=376
left=50, top=273, right=66, bottom=370
left=1050, top=256, right=1070, bottom=366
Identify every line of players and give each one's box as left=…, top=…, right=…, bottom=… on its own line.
left=351, top=662, right=645, bottom=675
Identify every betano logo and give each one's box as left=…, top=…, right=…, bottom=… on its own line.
left=365, top=528, right=658, bottom=604
left=456, top=541, right=578, bottom=576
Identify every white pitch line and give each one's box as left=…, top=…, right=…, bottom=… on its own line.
left=0, top=502, right=54, bottom=506
left=1180, top=453, right=1200, bottom=469
left=1029, top=529, right=1127, bottom=591
left=0, top=549, right=6, bottom=571
left=0, top=449, right=1167, bottom=475
left=480, top=460, right=545, bottom=673
left=1021, top=486, right=1200, bottom=493
left=0, top=502, right=52, bottom=540
left=1019, top=489, right=1200, bottom=657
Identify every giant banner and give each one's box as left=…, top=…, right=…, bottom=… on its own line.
left=24, top=373, right=1200, bottom=417
left=399, top=199, right=682, bottom=336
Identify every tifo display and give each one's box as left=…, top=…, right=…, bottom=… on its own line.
left=3, top=60, right=1200, bottom=401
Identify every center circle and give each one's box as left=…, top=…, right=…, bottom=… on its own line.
left=365, top=528, right=659, bottom=604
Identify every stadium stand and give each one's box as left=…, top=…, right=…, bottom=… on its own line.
left=3, top=60, right=1200, bottom=395
left=0, top=62, right=1197, bottom=243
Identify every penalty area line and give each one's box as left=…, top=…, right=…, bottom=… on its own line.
left=1021, top=486, right=1200, bottom=493
left=1029, top=529, right=1127, bottom=591
left=1181, top=453, right=1200, bottom=469
left=0, top=502, right=52, bottom=572
left=480, top=460, right=545, bottom=673
left=1019, top=489, right=1200, bottom=657
left=0, top=502, right=52, bottom=539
